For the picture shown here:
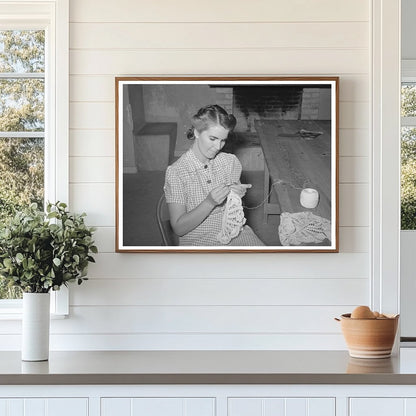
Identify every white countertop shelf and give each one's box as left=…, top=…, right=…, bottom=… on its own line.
left=1, top=349, right=416, bottom=385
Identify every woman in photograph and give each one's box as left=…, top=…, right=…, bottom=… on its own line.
left=163, top=104, right=264, bottom=246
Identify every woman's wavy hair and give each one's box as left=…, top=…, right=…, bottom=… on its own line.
left=186, top=104, right=237, bottom=140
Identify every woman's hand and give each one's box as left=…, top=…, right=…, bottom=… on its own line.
left=168, top=185, right=229, bottom=237
left=229, top=183, right=252, bottom=198
left=167, top=184, right=252, bottom=237
left=206, top=184, right=230, bottom=206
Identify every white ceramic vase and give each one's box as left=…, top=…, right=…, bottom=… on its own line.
left=22, top=292, right=50, bottom=361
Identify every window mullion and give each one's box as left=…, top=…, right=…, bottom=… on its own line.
left=0, top=132, right=45, bottom=138
left=402, top=117, right=416, bottom=127
left=0, top=73, right=44, bottom=79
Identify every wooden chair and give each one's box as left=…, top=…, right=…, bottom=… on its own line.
left=156, top=194, right=179, bottom=246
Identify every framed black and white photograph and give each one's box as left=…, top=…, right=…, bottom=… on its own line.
left=115, top=77, right=339, bottom=252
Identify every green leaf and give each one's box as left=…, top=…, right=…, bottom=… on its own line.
left=0, top=199, right=95, bottom=293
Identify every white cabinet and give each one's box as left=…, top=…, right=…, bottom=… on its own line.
left=350, top=398, right=416, bottom=416
left=3, top=385, right=416, bottom=416
left=228, top=398, right=335, bottom=416
left=0, top=398, right=88, bottom=416
left=101, top=397, right=215, bottom=416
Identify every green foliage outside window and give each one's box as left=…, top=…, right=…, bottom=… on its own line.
left=402, top=84, right=416, bottom=117
left=402, top=83, right=416, bottom=230
left=401, top=133, right=416, bottom=229
left=0, top=30, right=45, bottom=299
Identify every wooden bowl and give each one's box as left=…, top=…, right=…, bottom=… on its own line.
left=337, top=313, right=399, bottom=359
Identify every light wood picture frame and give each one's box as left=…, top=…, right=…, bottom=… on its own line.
left=115, top=77, right=339, bottom=252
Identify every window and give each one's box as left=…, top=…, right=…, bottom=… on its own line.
left=401, top=61, right=416, bottom=230
left=0, top=0, right=69, bottom=314
left=0, top=29, right=45, bottom=300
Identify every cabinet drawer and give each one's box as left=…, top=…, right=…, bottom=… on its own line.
left=0, top=398, right=88, bottom=416
left=101, top=397, right=215, bottom=416
left=228, top=397, right=335, bottom=416
left=350, top=398, right=416, bottom=416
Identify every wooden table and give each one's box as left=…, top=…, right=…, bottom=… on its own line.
left=255, top=119, right=332, bottom=222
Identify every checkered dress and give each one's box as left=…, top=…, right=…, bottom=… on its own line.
left=164, top=149, right=264, bottom=246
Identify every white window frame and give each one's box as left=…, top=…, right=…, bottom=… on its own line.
left=400, top=60, right=416, bottom=341
left=371, top=0, right=401, bottom=322
left=400, top=60, right=416, bottom=245
left=0, top=0, right=69, bottom=317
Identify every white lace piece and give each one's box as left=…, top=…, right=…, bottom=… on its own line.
left=217, top=190, right=246, bottom=244
left=278, top=211, right=331, bottom=246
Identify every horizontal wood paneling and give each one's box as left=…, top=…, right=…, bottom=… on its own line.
left=49, top=305, right=354, bottom=334
left=339, top=157, right=369, bottom=183
left=70, top=278, right=368, bottom=306
left=70, top=76, right=115, bottom=102
left=69, top=75, right=369, bottom=103
left=69, top=101, right=367, bottom=130
left=339, top=227, right=369, bottom=252
left=69, top=0, right=369, bottom=23
left=70, top=157, right=114, bottom=183
left=339, top=129, right=369, bottom=157
left=70, top=103, right=113, bottom=129
left=0, top=306, right=355, bottom=335
left=90, top=226, right=369, bottom=254
left=339, top=184, right=369, bottom=227
left=69, top=130, right=115, bottom=157
left=339, top=102, right=369, bottom=129
left=0, top=333, right=347, bottom=350
left=46, top=0, right=375, bottom=352
left=92, top=227, right=115, bottom=253
left=70, top=49, right=368, bottom=76
left=339, top=76, right=369, bottom=102
left=86, top=252, right=369, bottom=279
left=70, top=22, right=368, bottom=50
left=69, top=183, right=114, bottom=226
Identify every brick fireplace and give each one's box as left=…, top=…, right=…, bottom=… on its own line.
left=213, top=85, right=331, bottom=133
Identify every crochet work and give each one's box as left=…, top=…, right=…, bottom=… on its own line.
left=278, top=211, right=331, bottom=246
left=217, top=190, right=246, bottom=244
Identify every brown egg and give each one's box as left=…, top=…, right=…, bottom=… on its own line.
left=351, top=305, right=376, bottom=319
left=373, top=311, right=380, bottom=318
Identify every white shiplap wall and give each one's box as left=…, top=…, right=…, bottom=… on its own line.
left=54, top=0, right=372, bottom=350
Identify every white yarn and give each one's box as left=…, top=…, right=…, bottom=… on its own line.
left=217, top=190, right=246, bottom=244
left=278, top=211, right=331, bottom=246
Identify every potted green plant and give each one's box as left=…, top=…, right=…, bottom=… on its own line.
left=0, top=202, right=97, bottom=361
